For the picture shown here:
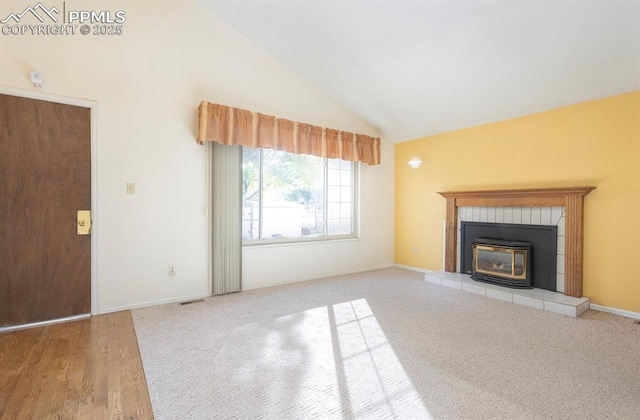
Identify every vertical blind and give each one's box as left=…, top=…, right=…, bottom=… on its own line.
left=210, top=142, right=242, bottom=295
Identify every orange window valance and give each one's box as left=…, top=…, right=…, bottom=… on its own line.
left=197, top=101, right=381, bottom=165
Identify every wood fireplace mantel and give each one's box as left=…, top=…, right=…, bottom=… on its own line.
left=438, top=186, right=595, bottom=298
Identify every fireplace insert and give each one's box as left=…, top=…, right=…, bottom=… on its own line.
left=461, top=222, right=557, bottom=291
left=471, top=238, right=532, bottom=288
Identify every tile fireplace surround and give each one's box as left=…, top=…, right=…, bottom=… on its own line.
left=458, top=207, right=562, bottom=291
left=435, top=187, right=595, bottom=316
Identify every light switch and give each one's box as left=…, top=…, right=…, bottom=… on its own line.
left=126, top=182, right=135, bottom=195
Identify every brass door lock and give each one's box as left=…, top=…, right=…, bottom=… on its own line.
left=77, top=210, right=91, bottom=235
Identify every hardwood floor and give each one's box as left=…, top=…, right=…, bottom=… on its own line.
left=0, top=311, right=153, bottom=419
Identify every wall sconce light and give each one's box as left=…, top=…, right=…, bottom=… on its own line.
left=407, top=158, right=423, bottom=169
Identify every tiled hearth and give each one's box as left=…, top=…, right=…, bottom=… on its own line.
left=424, top=270, right=590, bottom=317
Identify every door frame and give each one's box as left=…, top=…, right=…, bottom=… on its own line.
left=0, top=85, right=99, bottom=317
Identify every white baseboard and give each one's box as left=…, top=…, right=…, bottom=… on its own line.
left=242, top=263, right=396, bottom=291
left=589, top=304, right=640, bottom=320
left=102, top=265, right=398, bottom=313
left=99, top=293, right=211, bottom=314
left=0, top=314, right=91, bottom=333
left=394, top=263, right=434, bottom=274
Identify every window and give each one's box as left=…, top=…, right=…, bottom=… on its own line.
left=242, top=148, right=357, bottom=242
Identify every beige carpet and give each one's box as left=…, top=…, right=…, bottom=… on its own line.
left=132, top=268, right=640, bottom=419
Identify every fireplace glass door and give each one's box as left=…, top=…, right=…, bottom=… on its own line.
left=473, top=244, right=527, bottom=280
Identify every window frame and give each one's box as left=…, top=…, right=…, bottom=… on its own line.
left=242, top=147, right=360, bottom=246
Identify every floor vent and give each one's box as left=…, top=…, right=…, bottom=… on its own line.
left=179, top=299, right=204, bottom=306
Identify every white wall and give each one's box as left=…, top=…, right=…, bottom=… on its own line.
left=0, top=0, right=394, bottom=311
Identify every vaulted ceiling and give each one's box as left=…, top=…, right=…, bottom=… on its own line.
left=201, top=0, right=640, bottom=142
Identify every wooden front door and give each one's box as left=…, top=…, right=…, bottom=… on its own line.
left=0, top=94, right=91, bottom=327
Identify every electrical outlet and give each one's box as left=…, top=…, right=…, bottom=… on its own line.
left=31, top=71, right=43, bottom=88
left=168, top=264, right=176, bottom=276
left=126, top=183, right=135, bottom=195
left=412, top=246, right=419, bottom=255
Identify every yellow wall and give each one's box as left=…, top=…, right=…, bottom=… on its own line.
left=395, top=91, right=640, bottom=313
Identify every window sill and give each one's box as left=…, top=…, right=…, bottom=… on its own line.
left=243, top=234, right=359, bottom=248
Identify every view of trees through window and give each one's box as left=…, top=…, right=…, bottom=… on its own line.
left=242, top=148, right=355, bottom=241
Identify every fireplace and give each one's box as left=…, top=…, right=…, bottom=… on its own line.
left=438, top=187, right=595, bottom=297
left=461, top=222, right=557, bottom=291
left=471, top=239, right=532, bottom=288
